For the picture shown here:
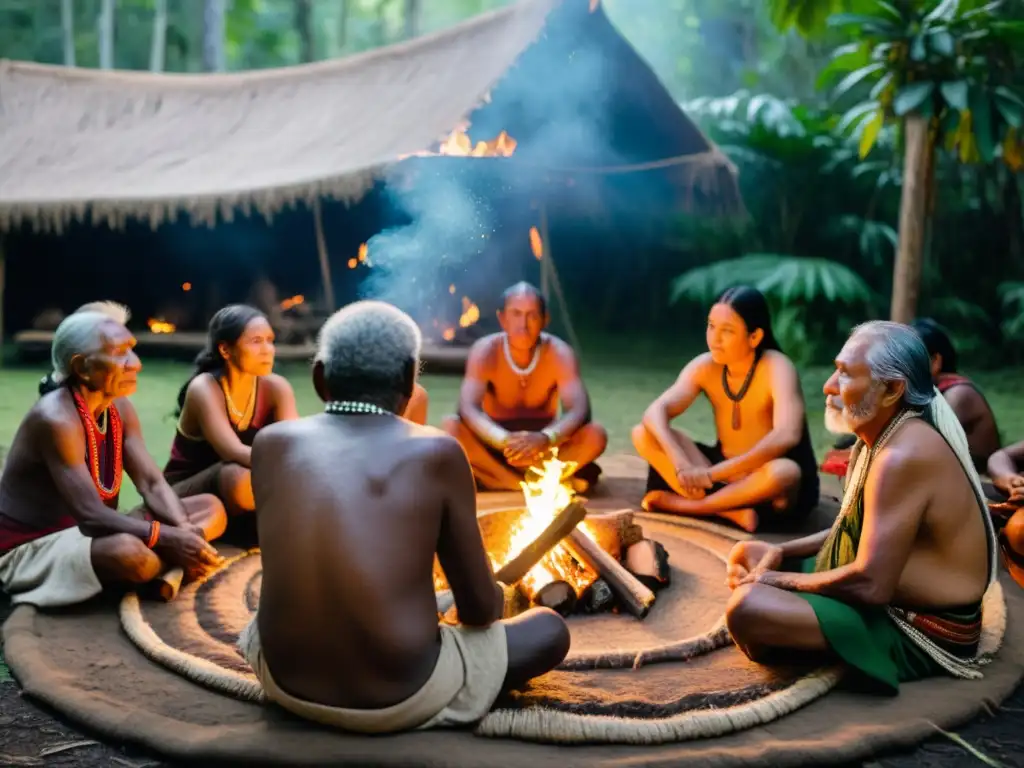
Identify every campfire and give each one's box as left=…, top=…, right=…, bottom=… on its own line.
left=435, top=290, right=481, bottom=343
left=147, top=318, right=176, bottom=334
left=435, top=454, right=670, bottom=620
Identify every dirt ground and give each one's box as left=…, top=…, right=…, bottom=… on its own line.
left=0, top=658, right=1021, bottom=767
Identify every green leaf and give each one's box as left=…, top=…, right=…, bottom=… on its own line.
left=970, top=88, right=996, bottom=163
left=924, top=0, right=960, bottom=23
left=928, top=29, right=955, bottom=57
left=893, top=81, right=936, bottom=116
left=873, top=0, right=905, bottom=22
left=910, top=34, right=928, bottom=61
left=833, top=63, right=885, bottom=100
left=816, top=43, right=871, bottom=90
left=994, top=93, right=1024, bottom=129
left=836, top=100, right=882, bottom=134
left=940, top=80, right=969, bottom=111
left=870, top=71, right=895, bottom=100
left=859, top=110, right=884, bottom=158
left=827, top=13, right=901, bottom=36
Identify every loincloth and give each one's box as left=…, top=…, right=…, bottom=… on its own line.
left=238, top=615, right=508, bottom=734
left=787, top=557, right=982, bottom=693
left=0, top=525, right=103, bottom=608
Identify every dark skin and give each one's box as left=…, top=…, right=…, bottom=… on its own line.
left=724, top=336, right=989, bottom=662
left=985, top=442, right=1024, bottom=558
left=442, top=293, right=607, bottom=491
left=252, top=360, right=569, bottom=710
left=633, top=303, right=807, bottom=532
left=929, top=354, right=1000, bottom=472
left=0, top=322, right=225, bottom=586
left=177, top=316, right=299, bottom=515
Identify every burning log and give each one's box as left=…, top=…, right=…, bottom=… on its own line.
left=531, top=580, right=577, bottom=616
left=563, top=529, right=657, bottom=619
left=582, top=510, right=643, bottom=561
left=624, top=540, right=671, bottom=591
left=494, top=500, right=587, bottom=585
left=579, top=577, right=614, bottom=614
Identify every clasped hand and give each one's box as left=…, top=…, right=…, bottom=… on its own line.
left=674, top=465, right=714, bottom=498
left=725, top=540, right=783, bottom=590
left=995, top=474, right=1024, bottom=504
left=156, top=525, right=224, bottom=580
left=504, top=431, right=551, bottom=468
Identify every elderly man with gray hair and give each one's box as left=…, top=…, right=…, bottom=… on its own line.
left=722, top=320, right=998, bottom=692
left=0, top=305, right=226, bottom=608
left=240, top=299, right=569, bottom=734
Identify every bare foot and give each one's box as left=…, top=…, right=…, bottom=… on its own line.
left=717, top=507, right=759, bottom=533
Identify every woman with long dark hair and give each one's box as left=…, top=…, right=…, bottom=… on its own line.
left=164, top=305, right=298, bottom=519
left=631, top=285, right=820, bottom=532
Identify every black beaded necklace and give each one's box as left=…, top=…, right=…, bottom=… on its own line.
left=721, top=353, right=760, bottom=430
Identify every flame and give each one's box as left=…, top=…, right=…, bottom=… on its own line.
left=280, top=295, right=305, bottom=311
left=459, top=297, right=480, bottom=328
left=181, top=282, right=192, bottom=292
left=348, top=258, right=358, bottom=269
left=147, top=318, right=176, bottom=334
left=442, top=328, right=456, bottom=341
left=500, top=452, right=596, bottom=596
left=529, top=226, right=544, bottom=260
left=358, top=242, right=369, bottom=262
left=402, top=121, right=517, bottom=159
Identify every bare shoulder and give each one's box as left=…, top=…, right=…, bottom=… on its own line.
left=32, top=391, right=77, bottom=432
left=682, top=352, right=717, bottom=384
left=544, top=334, right=577, bottom=363
left=465, top=333, right=501, bottom=375
left=261, top=373, right=295, bottom=397
left=762, top=350, right=799, bottom=378
left=112, top=396, right=142, bottom=429
left=252, top=415, right=307, bottom=450
left=876, top=419, right=949, bottom=479
left=184, top=371, right=220, bottom=402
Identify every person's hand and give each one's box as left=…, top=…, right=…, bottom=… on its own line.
left=675, top=466, right=713, bottom=498
left=995, top=474, right=1024, bottom=499
left=725, top=540, right=783, bottom=590
left=504, top=432, right=550, bottom=467
left=155, top=527, right=224, bottom=580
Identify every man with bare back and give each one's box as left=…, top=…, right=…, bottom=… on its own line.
left=0, top=305, right=226, bottom=608
left=723, top=321, right=996, bottom=691
left=442, top=282, right=607, bottom=492
left=241, top=300, right=570, bottom=734
left=632, top=286, right=819, bottom=532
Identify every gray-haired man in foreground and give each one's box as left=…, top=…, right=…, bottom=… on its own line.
left=0, top=304, right=226, bottom=608
left=723, top=321, right=997, bottom=692
left=241, top=299, right=569, bottom=734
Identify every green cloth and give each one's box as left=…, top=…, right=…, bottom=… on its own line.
left=790, top=557, right=942, bottom=694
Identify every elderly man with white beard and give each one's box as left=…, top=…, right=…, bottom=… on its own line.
left=722, top=321, right=998, bottom=693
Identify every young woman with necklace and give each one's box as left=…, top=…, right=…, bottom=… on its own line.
left=164, top=305, right=298, bottom=524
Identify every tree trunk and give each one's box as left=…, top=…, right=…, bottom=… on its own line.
left=338, top=0, right=351, bottom=51
left=97, top=0, right=115, bottom=70
left=61, top=0, right=75, bottom=66
left=403, top=0, right=421, bottom=39
left=202, top=0, right=226, bottom=72
left=150, top=0, right=167, bottom=72
left=295, top=0, right=315, bottom=63
left=890, top=114, right=934, bottom=324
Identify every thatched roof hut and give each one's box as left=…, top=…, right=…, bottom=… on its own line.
left=0, top=0, right=740, bottom=235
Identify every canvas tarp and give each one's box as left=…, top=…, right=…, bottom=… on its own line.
left=0, top=0, right=737, bottom=234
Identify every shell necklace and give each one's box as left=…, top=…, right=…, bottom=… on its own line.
left=325, top=401, right=392, bottom=416
left=503, top=334, right=540, bottom=389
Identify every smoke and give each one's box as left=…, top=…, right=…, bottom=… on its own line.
left=358, top=5, right=615, bottom=336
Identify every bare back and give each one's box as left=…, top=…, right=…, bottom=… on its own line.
left=873, top=419, right=989, bottom=609
left=252, top=415, right=473, bottom=709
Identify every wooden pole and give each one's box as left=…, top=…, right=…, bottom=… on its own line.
left=539, top=204, right=583, bottom=354
left=539, top=204, right=552, bottom=299
left=312, top=198, right=336, bottom=312
left=563, top=528, right=656, bottom=619
left=890, top=114, right=932, bottom=324
left=0, top=235, right=6, bottom=368
left=494, top=500, right=586, bottom=585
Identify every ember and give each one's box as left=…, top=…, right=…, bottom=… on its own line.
left=147, top=318, right=175, bottom=334
left=529, top=227, right=544, bottom=260
left=279, top=295, right=304, bottom=311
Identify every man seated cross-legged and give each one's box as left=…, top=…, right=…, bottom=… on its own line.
left=241, top=300, right=570, bottom=734
left=633, top=286, right=819, bottom=532
left=442, top=282, right=607, bottom=492
left=0, top=305, right=226, bottom=608
left=724, top=321, right=997, bottom=692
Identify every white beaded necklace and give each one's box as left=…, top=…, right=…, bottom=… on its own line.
left=324, top=401, right=392, bottom=416
left=502, top=334, right=540, bottom=388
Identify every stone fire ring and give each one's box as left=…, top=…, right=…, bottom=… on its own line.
left=1, top=470, right=1021, bottom=765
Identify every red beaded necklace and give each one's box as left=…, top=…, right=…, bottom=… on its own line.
left=71, top=389, right=123, bottom=502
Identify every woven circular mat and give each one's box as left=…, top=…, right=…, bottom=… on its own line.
left=3, top=457, right=1024, bottom=767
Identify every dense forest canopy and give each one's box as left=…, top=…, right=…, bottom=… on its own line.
left=0, top=0, right=1022, bottom=367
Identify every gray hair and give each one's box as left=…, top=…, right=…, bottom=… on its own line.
left=315, top=301, right=421, bottom=408
left=50, top=311, right=125, bottom=386
left=849, top=320, right=935, bottom=407
left=74, top=300, right=130, bottom=325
